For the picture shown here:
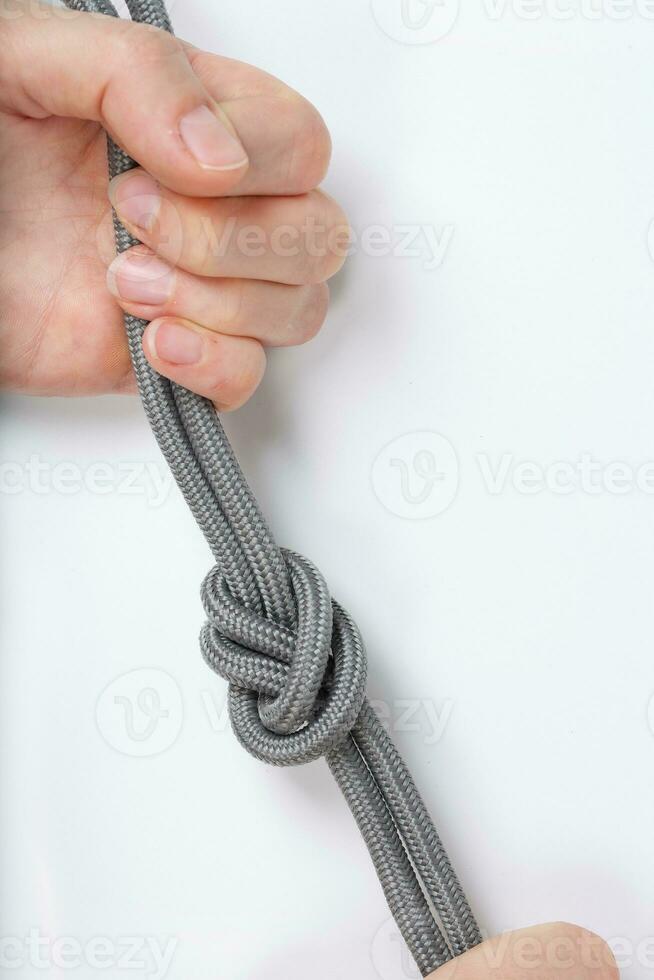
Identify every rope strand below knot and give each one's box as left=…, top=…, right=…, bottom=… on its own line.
left=200, top=549, right=368, bottom=766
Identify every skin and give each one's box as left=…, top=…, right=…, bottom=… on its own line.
left=0, top=0, right=346, bottom=407
left=427, top=924, right=619, bottom=980
left=0, top=7, right=622, bottom=977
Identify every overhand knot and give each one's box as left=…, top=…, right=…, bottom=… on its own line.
left=200, top=549, right=367, bottom=766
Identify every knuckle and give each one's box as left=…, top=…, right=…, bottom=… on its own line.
left=217, top=279, right=246, bottom=330
left=303, top=191, right=350, bottom=283
left=297, top=283, right=329, bottom=342
left=113, top=20, right=180, bottom=72
left=293, top=99, right=332, bottom=188
left=195, top=198, right=248, bottom=276
left=540, top=923, right=618, bottom=979
left=210, top=342, right=266, bottom=411
left=577, top=930, right=619, bottom=978
left=285, top=96, right=332, bottom=192
left=185, top=229, right=213, bottom=275
left=104, top=22, right=185, bottom=119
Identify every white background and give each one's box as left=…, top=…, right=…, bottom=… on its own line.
left=2, top=0, right=654, bottom=977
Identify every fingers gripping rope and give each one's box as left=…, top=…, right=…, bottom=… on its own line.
left=63, top=0, right=483, bottom=972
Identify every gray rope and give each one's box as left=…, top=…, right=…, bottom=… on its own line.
left=63, top=0, right=483, bottom=971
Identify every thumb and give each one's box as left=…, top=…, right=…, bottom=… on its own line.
left=0, top=0, right=248, bottom=195
left=427, top=924, right=619, bottom=980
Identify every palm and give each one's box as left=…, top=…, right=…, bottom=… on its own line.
left=0, top=112, right=132, bottom=396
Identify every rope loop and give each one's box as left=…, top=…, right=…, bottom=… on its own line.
left=200, top=549, right=368, bottom=765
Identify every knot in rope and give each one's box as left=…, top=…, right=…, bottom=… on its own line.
left=200, top=549, right=367, bottom=766
left=70, top=0, right=483, bottom=963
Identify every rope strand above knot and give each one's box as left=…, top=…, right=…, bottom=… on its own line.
left=200, top=549, right=368, bottom=766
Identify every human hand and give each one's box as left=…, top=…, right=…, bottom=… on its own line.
left=0, top=0, right=347, bottom=408
left=427, top=923, right=619, bottom=980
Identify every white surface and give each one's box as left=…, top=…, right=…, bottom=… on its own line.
left=2, top=2, right=654, bottom=978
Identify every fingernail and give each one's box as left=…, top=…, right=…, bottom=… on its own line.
left=179, top=105, right=248, bottom=171
left=107, top=251, right=175, bottom=306
left=109, top=173, right=161, bottom=232
left=146, top=320, right=203, bottom=366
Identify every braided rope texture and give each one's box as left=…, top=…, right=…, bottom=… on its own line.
left=64, top=0, right=483, bottom=971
